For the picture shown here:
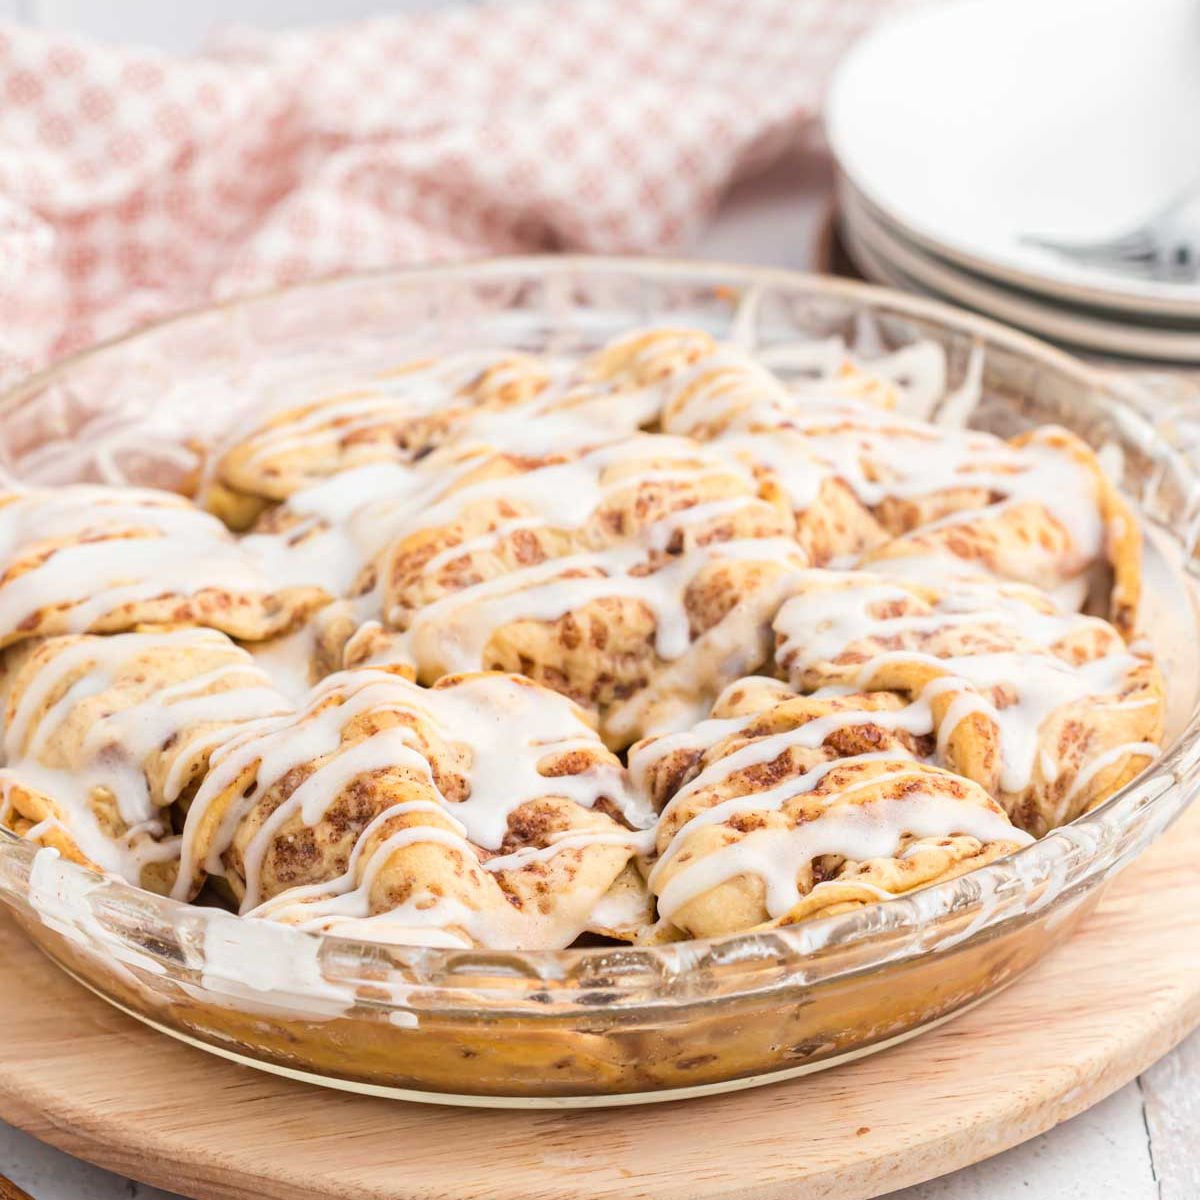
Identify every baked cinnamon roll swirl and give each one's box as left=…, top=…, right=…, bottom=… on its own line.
left=660, top=352, right=903, bottom=441
left=631, top=680, right=1030, bottom=939
left=0, top=629, right=292, bottom=892
left=859, top=426, right=1142, bottom=635
left=522, top=327, right=722, bottom=432
left=0, top=320, right=1163, bottom=952
left=176, top=670, right=654, bottom=948
left=368, top=432, right=807, bottom=745
left=773, top=570, right=1164, bottom=835
left=710, top=430, right=888, bottom=566
left=204, top=351, right=556, bottom=529
left=0, top=486, right=329, bottom=649
left=235, top=404, right=661, bottom=608
left=206, top=329, right=726, bottom=535
left=657, top=346, right=1140, bottom=631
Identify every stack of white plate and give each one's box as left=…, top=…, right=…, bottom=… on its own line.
left=825, top=0, right=1200, bottom=363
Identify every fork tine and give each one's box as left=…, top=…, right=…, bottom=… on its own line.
left=1021, top=177, right=1200, bottom=280
left=1022, top=231, right=1157, bottom=260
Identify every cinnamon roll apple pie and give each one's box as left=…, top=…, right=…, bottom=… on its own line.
left=0, top=326, right=1165, bottom=950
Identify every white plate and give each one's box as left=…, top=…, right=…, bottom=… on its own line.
left=840, top=185, right=1200, bottom=362
left=841, top=194, right=1200, bottom=362
left=826, top=0, right=1200, bottom=319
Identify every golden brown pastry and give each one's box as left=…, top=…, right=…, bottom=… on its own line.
left=650, top=348, right=900, bottom=566
left=631, top=680, right=1031, bottom=939
left=859, top=426, right=1142, bottom=636
left=233, top=405, right=661, bottom=611
left=0, top=486, right=329, bottom=649
left=660, top=352, right=902, bottom=440
left=176, top=669, right=655, bottom=948
left=368, top=431, right=807, bottom=746
left=523, top=326, right=722, bottom=431
left=0, top=321, right=1162, bottom=953
left=304, top=419, right=645, bottom=587
left=0, top=628, right=292, bottom=892
left=713, top=430, right=889, bottom=566
left=578, top=326, right=719, bottom=390
left=204, top=351, right=555, bottom=528
left=206, top=328, right=725, bottom=533
left=772, top=570, right=1163, bottom=835
left=657, top=347, right=1140, bottom=631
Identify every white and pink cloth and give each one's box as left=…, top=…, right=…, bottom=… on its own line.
left=0, top=0, right=888, bottom=381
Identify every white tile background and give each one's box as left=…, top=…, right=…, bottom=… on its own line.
left=0, top=5, right=1195, bottom=1198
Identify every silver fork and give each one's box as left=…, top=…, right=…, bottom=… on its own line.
left=1022, top=180, right=1200, bottom=283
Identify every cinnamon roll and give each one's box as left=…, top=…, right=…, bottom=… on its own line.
left=204, top=351, right=556, bottom=529
left=0, top=486, right=329, bottom=649
left=661, top=352, right=902, bottom=440
left=176, top=670, right=654, bottom=948
left=658, top=348, right=1140, bottom=631
left=631, top=680, right=1031, bottom=939
left=773, top=570, right=1163, bottom=835
left=859, top=426, right=1141, bottom=636
left=207, top=329, right=723, bottom=534
left=370, top=432, right=807, bottom=745
left=0, top=628, right=291, bottom=892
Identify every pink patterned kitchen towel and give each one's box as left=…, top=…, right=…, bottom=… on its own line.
left=0, top=0, right=888, bottom=381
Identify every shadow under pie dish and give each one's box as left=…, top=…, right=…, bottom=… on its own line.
left=0, top=260, right=1197, bottom=1106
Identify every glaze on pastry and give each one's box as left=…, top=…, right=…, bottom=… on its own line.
left=0, top=325, right=1164, bottom=948
left=0, top=628, right=292, bottom=891
left=772, top=570, right=1163, bottom=836
left=176, top=669, right=653, bottom=948
left=0, top=487, right=328, bottom=648
left=630, top=680, right=1032, bottom=939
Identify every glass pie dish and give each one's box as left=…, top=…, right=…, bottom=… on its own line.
left=0, top=257, right=1198, bottom=1107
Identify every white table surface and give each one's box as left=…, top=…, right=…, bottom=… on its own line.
left=0, top=118, right=1197, bottom=1200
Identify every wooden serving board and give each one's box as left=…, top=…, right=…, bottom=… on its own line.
left=2, top=800, right=1198, bottom=1200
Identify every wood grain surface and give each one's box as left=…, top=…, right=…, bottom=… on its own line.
left=0, top=1174, right=34, bottom=1200
left=1, top=798, right=1197, bottom=1200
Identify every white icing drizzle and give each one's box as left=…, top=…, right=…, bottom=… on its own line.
left=214, top=330, right=734, bottom=568
left=481, top=827, right=655, bottom=875
left=651, top=747, right=1029, bottom=922
left=774, top=572, right=1147, bottom=797
left=661, top=704, right=934, bottom=826
left=663, top=366, right=1105, bottom=577
left=405, top=530, right=805, bottom=677
left=242, top=427, right=751, bottom=601
left=1049, top=740, right=1161, bottom=827
left=244, top=799, right=478, bottom=947
left=0, top=486, right=302, bottom=640
left=0, top=629, right=292, bottom=883
left=0, top=767, right=175, bottom=883
left=267, top=431, right=800, bottom=689
left=215, top=349, right=538, bottom=475
left=624, top=670, right=1030, bottom=928
left=177, top=670, right=653, bottom=940
left=0, top=324, right=1156, bottom=958
left=243, top=624, right=320, bottom=703
left=717, top=430, right=829, bottom=513
left=660, top=348, right=793, bottom=435
left=0, top=485, right=219, bottom=557
left=627, top=713, right=748, bottom=799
